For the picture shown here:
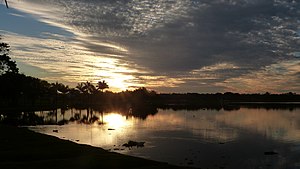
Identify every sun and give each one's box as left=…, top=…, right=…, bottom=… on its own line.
left=106, top=76, right=132, bottom=92
left=90, top=57, right=138, bottom=92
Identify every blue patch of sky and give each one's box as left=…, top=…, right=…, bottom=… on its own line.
left=0, top=5, right=74, bottom=39
left=17, top=60, right=51, bottom=78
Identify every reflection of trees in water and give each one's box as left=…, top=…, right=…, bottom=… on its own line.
left=0, top=105, right=159, bottom=126
left=68, top=108, right=100, bottom=125
left=1, top=103, right=299, bottom=126
left=0, top=111, right=44, bottom=125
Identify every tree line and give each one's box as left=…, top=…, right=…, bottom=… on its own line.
left=1, top=39, right=300, bottom=112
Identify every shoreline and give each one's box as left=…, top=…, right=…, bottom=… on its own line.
left=0, top=125, right=193, bottom=169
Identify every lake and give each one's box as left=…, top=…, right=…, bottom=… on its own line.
left=18, top=107, right=300, bottom=168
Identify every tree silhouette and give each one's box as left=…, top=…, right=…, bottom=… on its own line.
left=96, top=80, right=109, bottom=92
left=0, top=39, right=18, bottom=75
left=76, top=82, right=87, bottom=94
left=51, top=82, right=69, bottom=94
left=84, top=81, right=97, bottom=94
left=76, top=81, right=97, bottom=94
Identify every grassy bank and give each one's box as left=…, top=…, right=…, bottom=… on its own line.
left=0, top=125, right=192, bottom=169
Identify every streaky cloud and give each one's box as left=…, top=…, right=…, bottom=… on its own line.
left=2, top=0, right=300, bottom=93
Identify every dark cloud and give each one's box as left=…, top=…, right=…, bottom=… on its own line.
left=17, top=0, right=300, bottom=70
left=125, top=0, right=300, bottom=72
left=7, top=0, right=300, bottom=92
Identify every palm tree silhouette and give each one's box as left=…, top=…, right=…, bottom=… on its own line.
left=96, top=80, right=109, bottom=92
left=84, top=81, right=96, bottom=94
left=51, top=82, right=69, bottom=94
left=76, top=82, right=87, bottom=94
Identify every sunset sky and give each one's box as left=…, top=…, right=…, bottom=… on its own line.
left=0, top=0, right=299, bottom=93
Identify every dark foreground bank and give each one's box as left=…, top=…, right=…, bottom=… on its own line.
left=0, top=125, right=193, bottom=169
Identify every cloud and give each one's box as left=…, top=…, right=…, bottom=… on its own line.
left=3, top=0, right=300, bottom=92
left=1, top=31, right=141, bottom=91
left=217, top=60, right=300, bottom=93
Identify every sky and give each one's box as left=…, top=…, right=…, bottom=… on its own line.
left=0, top=0, right=299, bottom=93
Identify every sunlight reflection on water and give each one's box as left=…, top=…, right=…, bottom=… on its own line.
left=26, top=107, right=300, bottom=168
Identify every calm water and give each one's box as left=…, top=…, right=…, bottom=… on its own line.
left=25, top=108, right=300, bottom=168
